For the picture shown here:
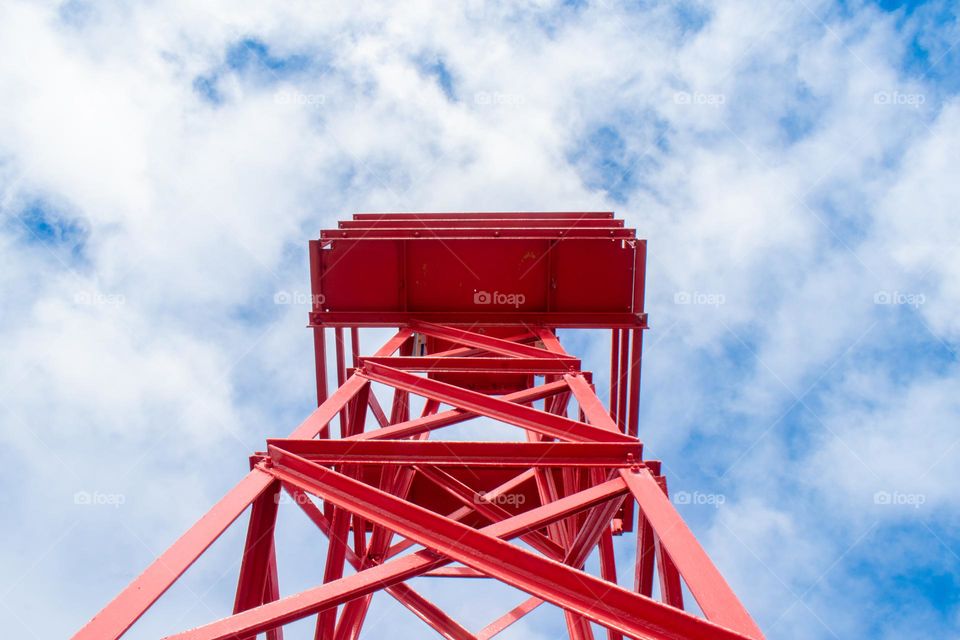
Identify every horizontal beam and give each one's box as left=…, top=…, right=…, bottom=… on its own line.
left=358, top=356, right=580, bottom=374
left=267, top=439, right=642, bottom=468
left=309, top=312, right=648, bottom=329
left=321, top=228, right=635, bottom=240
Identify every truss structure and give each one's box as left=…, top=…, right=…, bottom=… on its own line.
left=74, top=212, right=764, bottom=640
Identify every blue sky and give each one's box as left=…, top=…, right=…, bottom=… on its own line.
left=1, top=1, right=959, bottom=638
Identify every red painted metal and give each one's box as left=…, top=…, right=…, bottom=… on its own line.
left=270, top=439, right=640, bottom=467
left=73, top=212, right=763, bottom=640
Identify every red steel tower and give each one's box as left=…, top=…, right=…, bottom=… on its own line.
left=74, top=212, right=764, bottom=640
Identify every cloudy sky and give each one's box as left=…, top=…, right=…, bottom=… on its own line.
left=1, top=0, right=958, bottom=638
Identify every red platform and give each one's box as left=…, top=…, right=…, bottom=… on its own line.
left=310, top=212, right=646, bottom=328
left=73, top=213, right=763, bottom=640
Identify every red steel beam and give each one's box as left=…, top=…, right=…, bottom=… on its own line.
left=657, top=538, right=685, bottom=610
left=477, top=597, right=545, bottom=640
left=564, top=374, right=622, bottom=434
left=267, top=439, right=641, bottom=467
left=233, top=480, right=281, bottom=626
left=320, top=228, right=635, bottom=240
left=609, top=330, right=620, bottom=426
left=598, top=528, right=623, bottom=640
left=264, top=552, right=284, bottom=640
left=310, top=311, right=647, bottom=329
left=287, top=374, right=367, bottom=439
left=620, top=469, right=764, bottom=639
left=366, top=390, right=389, bottom=427
left=72, top=468, right=277, bottom=640
left=617, top=329, right=630, bottom=432
left=313, top=328, right=328, bottom=408
left=635, top=509, right=657, bottom=597
left=315, top=381, right=372, bottom=637
left=627, top=327, right=643, bottom=439
left=315, top=497, right=351, bottom=639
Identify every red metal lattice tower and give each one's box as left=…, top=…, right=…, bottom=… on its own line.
left=74, top=212, right=764, bottom=640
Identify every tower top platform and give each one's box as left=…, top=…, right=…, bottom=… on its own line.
left=309, top=212, right=646, bottom=328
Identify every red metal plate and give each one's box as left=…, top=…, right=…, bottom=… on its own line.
left=310, top=214, right=645, bottom=328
